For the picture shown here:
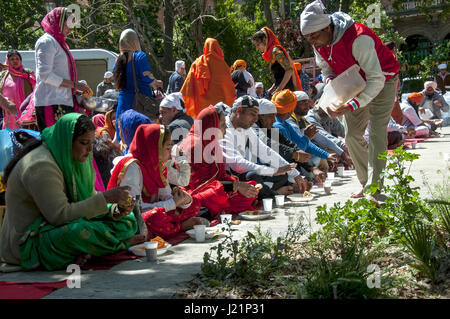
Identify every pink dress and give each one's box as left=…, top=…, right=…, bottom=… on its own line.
left=2, top=75, right=24, bottom=129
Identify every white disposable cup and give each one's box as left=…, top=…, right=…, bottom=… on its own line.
left=444, top=153, right=450, bottom=161
left=274, top=195, right=285, bottom=207
left=411, top=142, right=416, bottom=149
left=145, top=241, right=158, bottom=262
left=337, top=166, right=344, bottom=176
left=327, top=172, right=335, bottom=180
left=324, top=181, right=332, bottom=194
left=288, top=214, right=294, bottom=225
left=220, top=214, right=232, bottom=230
left=263, top=198, right=273, bottom=211
left=193, top=224, right=206, bottom=242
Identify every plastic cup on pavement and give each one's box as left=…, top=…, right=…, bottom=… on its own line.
left=324, top=181, right=332, bottom=195
left=337, top=166, right=344, bottom=176
left=411, top=142, right=416, bottom=149
left=274, top=195, right=285, bottom=207
left=327, top=172, right=335, bottom=180
left=263, top=198, right=273, bottom=211
left=193, top=224, right=206, bottom=242
left=145, top=241, right=158, bottom=262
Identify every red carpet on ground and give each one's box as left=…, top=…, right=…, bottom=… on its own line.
left=0, top=280, right=67, bottom=299
left=388, top=136, right=431, bottom=155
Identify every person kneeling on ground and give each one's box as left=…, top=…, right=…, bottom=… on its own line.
left=0, top=113, right=144, bottom=271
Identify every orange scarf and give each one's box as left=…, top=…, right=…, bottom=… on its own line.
left=261, top=27, right=302, bottom=91
left=181, top=38, right=236, bottom=118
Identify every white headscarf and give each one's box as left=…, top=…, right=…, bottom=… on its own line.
left=300, top=0, right=331, bottom=35
left=175, top=60, right=185, bottom=72
left=424, top=81, right=437, bottom=90
left=294, top=91, right=309, bottom=101
left=160, top=92, right=184, bottom=110
left=258, top=99, right=277, bottom=115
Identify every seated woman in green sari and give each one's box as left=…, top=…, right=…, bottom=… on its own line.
left=0, top=113, right=145, bottom=270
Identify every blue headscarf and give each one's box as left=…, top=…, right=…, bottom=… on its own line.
left=118, top=109, right=151, bottom=154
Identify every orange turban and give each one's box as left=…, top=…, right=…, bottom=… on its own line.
left=231, top=59, right=247, bottom=72
left=272, top=89, right=297, bottom=114
left=294, top=62, right=302, bottom=71
left=408, top=92, right=424, bottom=104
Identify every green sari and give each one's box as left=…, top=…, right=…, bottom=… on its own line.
left=19, top=113, right=137, bottom=270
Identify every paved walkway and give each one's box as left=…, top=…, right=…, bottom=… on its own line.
left=1, top=127, right=449, bottom=299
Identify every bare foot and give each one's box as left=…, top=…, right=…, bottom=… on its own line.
left=276, top=185, right=294, bottom=196
left=128, top=234, right=146, bottom=246
left=350, top=189, right=364, bottom=198
left=231, top=220, right=241, bottom=225
left=74, top=254, right=91, bottom=267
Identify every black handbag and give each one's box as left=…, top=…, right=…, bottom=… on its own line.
left=131, top=52, right=161, bottom=120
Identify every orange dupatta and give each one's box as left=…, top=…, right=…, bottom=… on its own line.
left=261, top=27, right=302, bottom=91
left=181, top=38, right=236, bottom=118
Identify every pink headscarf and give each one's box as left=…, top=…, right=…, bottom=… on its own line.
left=4, top=55, right=36, bottom=87
left=92, top=114, right=106, bottom=129
left=41, top=7, right=77, bottom=93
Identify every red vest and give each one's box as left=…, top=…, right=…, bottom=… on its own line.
left=316, top=22, right=400, bottom=81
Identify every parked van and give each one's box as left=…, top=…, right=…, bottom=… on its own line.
left=0, top=49, right=118, bottom=92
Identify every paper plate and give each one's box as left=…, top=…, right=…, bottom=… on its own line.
left=186, top=226, right=222, bottom=240
left=129, top=242, right=172, bottom=257
left=287, top=193, right=315, bottom=202
left=238, top=210, right=272, bottom=220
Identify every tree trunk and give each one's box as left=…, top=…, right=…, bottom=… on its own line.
left=262, top=0, right=274, bottom=30
left=163, top=0, right=175, bottom=84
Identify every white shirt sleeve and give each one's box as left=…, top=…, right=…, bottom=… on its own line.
left=166, top=154, right=191, bottom=186
left=35, top=37, right=63, bottom=88
left=351, top=35, right=386, bottom=108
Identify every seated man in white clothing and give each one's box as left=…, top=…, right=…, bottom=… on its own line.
left=401, top=93, right=430, bottom=137
left=220, top=95, right=307, bottom=199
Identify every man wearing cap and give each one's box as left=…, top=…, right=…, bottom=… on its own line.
left=419, top=81, right=449, bottom=120
left=96, top=71, right=115, bottom=97
left=253, top=98, right=316, bottom=187
left=167, top=60, right=186, bottom=94
left=220, top=95, right=308, bottom=198
left=255, top=82, right=270, bottom=100
left=435, top=64, right=450, bottom=94
left=272, top=90, right=338, bottom=175
left=159, top=92, right=194, bottom=144
left=300, top=0, right=400, bottom=200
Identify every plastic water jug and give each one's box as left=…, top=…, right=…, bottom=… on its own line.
left=317, top=64, right=366, bottom=114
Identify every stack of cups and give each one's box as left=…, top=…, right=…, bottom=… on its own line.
left=263, top=198, right=273, bottom=211
left=220, top=214, right=232, bottom=231
left=145, top=241, right=158, bottom=262
left=193, top=224, right=206, bottom=242
left=274, top=195, right=285, bottom=207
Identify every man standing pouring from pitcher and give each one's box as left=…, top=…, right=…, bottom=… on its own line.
left=300, top=0, right=400, bottom=204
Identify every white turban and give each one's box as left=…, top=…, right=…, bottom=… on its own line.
left=300, top=0, right=331, bottom=35
left=104, top=71, right=113, bottom=79
left=424, top=81, right=437, bottom=90
left=160, top=93, right=183, bottom=110
left=175, top=60, right=185, bottom=72
left=257, top=99, right=277, bottom=115
left=255, top=82, right=264, bottom=88
left=294, top=91, right=309, bottom=101
left=438, top=64, right=447, bottom=70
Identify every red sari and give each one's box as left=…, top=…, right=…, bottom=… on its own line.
left=108, top=124, right=200, bottom=239
left=179, top=105, right=257, bottom=217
